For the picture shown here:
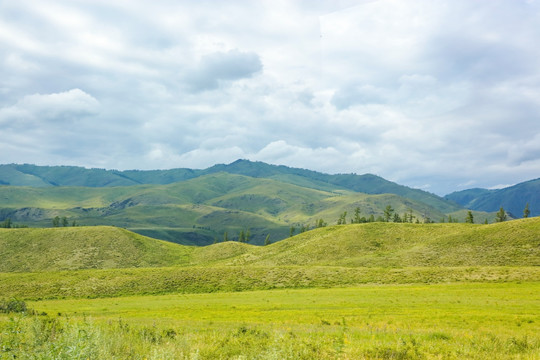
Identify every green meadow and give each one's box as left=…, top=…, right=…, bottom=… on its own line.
left=1, top=218, right=539, bottom=358
left=2, top=283, right=539, bottom=359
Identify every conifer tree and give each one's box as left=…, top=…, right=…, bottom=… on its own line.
left=524, top=203, right=530, bottom=218
left=495, top=207, right=507, bottom=222
left=465, top=211, right=474, bottom=224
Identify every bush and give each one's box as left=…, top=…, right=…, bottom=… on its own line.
left=0, top=299, right=28, bottom=313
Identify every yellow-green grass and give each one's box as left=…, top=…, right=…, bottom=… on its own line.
left=1, top=266, right=539, bottom=300
left=0, top=226, right=193, bottom=272
left=2, top=283, right=538, bottom=359
left=2, top=218, right=540, bottom=273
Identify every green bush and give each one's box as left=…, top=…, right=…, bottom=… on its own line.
left=0, top=299, right=28, bottom=313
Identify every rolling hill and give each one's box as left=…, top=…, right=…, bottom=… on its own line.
left=0, top=160, right=462, bottom=214
left=0, top=226, right=192, bottom=272
left=1, top=218, right=539, bottom=273
left=0, top=172, right=472, bottom=245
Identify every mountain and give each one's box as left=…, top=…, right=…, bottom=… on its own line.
left=0, top=172, right=463, bottom=245
left=0, top=160, right=461, bottom=214
left=2, top=218, right=539, bottom=272
left=445, top=178, right=540, bottom=217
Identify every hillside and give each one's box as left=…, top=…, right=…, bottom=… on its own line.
left=2, top=218, right=539, bottom=273
left=0, top=226, right=192, bottom=272
left=446, top=178, right=540, bottom=217
left=197, top=217, right=540, bottom=267
left=0, top=173, right=461, bottom=245
left=0, top=160, right=462, bottom=215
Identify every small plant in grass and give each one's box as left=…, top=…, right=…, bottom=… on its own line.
left=0, top=299, right=28, bottom=314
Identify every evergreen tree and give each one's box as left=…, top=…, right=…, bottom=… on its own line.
left=368, top=214, right=375, bottom=223
left=495, top=207, right=507, bottom=222
left=1, top=218, right=12, bottom=228
left=264, top=234, right=271, bottom=246
left=393, top=213, right=401, bottom=223
left=353, top=207, right=361, bottom=224
left=239, top=230, right=245, bottom=242
left=62, top=217, right=68, bottom=227
left=465, top=211, right=474, bottom=224
left=524, top=203, right=530, bottom=218
left=245, top=229, right=251, bottom=243
left=223, top=231, right=229, bottom=242
left=383, top=205, right=394, bottom=222
left=337, top=211, right=347, bottom=225
left=52, top=216, right=60, bottom=227
left=289, top=226, right=296, bottom=237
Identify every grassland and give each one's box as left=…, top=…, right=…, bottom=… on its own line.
left=1, top=219, right=539, bottom=358
left=2, top=283, right=539, bottom=359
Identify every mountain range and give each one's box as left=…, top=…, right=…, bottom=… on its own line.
left=0, top=160, right=537, bottom=245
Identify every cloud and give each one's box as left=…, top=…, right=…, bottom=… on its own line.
left=0, top=89, right=99, bottom=127
left=184, top=49, right=263, bottom=91
left=0, top=0, right=539, bottom=195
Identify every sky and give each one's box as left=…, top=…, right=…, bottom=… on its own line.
left=1, top=0, right=540, bottom=195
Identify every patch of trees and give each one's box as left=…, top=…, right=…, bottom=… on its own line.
left=0, top=218, right=28, bottom=228
left=52, top=216, right=77, bottom=227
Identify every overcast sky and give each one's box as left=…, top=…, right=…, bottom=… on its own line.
left=1, top=0, right=539, bottom=195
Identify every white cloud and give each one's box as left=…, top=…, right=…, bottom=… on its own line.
left=0, top=0, right=539, bottom=195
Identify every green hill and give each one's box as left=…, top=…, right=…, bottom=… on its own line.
left=196, top=217, right=540, bottom=268
left=0, top=226, right=193, bottom=272
left=2, top=218, right=539, bottom=273
left=0, top=160, right=462, bottom=214
left=446, top=178, right=540, bottom=217
left=0, top=173, right=458, bottom=245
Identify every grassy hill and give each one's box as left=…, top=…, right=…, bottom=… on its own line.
left=1, top=160, right=462, bottom=214
left=0, top=226, right=192, bottom=272
left=2, top=218, right=539, bottom=273
left=0, top=172, right=461, bottom=245
left=196, top=217, right=540, bottom=268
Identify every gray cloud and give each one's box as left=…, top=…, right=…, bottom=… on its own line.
left=184, top=50, right=262, bottom=91
left=0, top=0, right=539, bottom=195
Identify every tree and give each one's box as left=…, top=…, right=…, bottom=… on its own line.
left=245, top=229, right=251, bottom=243
left=223, top=231, right=229, bottom=242
left=239, top=230, right=245, bottom=242
left=495, top=207, right=507, bottom=222
left=337, top=211, right=347, bottom=225
left=393, top=213, right=402, bottom=223
left=316, top=219, right=326, bottom=228
left=1, top=218, right=12, bottom=228
left=383, top=205, right=394, bottom=222
left=264, top=234, right=271, bottom=246
left=289, top=226, right=296, bottom=237
left=353, top=207, right=361, bottom=224
left=62, top=217, right=69, bottom=227
left=524, top=203, right=530, bottom=218
left=52, top=216, right=60, bottom=227
left=465, top=211, right=474, bottom=224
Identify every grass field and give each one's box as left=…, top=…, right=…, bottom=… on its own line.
left=2, top=283, right=539, bottom=359
left=1, top=219, right=539, bottom=358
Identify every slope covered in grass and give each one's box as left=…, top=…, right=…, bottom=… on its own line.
left=0, top=226, right=193, bottom=272
left=217, top=217, right=540, bottom=267
left=0, top=172, right=464, bottom=245
left=4, top=218, right=540, bottom=272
